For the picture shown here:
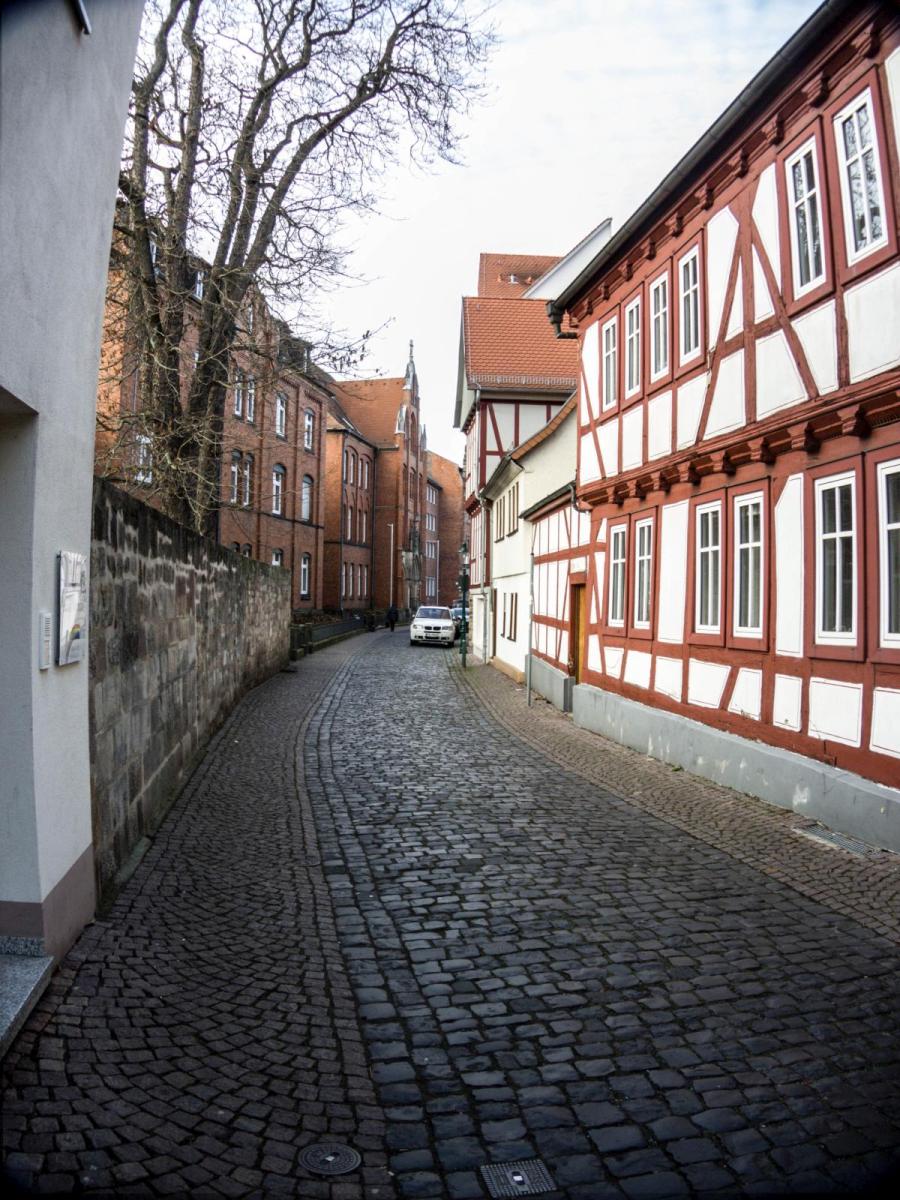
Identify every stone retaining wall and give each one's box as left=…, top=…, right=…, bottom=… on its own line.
left=89, top=480, right=290, bottom=899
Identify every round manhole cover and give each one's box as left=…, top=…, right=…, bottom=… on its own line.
left=298, top=1142, right=362, bottom=1176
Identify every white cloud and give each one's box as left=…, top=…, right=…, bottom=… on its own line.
left=316, top=0, right=821, bottom=461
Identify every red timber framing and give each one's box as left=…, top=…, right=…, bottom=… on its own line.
left=530, top=499, right=593, bottom=675
left=553, top=1, right=900, bottom=789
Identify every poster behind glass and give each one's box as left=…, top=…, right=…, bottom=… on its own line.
left=58, top=551, right=87, bottom=665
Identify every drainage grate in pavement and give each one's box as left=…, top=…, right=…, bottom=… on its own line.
left=480, top=1158, right=556, bottom=1197
left=795, top=826, right=877, bottom=857
left=298, top=1142, right=362, bottom=1175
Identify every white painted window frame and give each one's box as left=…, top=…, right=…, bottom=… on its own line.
left=834, top=87, right=888, bottom=266
left=194, top=270, right=204, bottom=300
left=633, top=517, right=653, bottom=628
left=649, top=272, right=669, bottom=381
left=229, top=452, right=240, bottom=505
left=814, top=471, right=857, bottom=645
left=608, top=524, right=627, bottom=627
left=346, top=503, right=353, bottom=540
left=242, top=454, right=252, bottom=508
left=271, top=548, right=283, bottom=567
left=733, top=491, right=764, bottom=637
left=275, top=392, right=287, bottom=437
left=246, top=375, right=256, bottom=423
left=360, top=509, right=367, bottom=542
left=785, top=136, right=826, bottom=297
left=624, top=297, right=641, bottom=399
left=601, top=316, right=618, bottom=411
left=272, top=465, right=285, bottom=516
left=301, top=475, right=313, bottom=522
left=679, top=246, right=701, bottom=365
left=233, top=369, right=243, bottom=418
left=135, top=434, right=153, bottom=485
left=695, top=501, right=722, bottom=633
left=300, top=554, right=310, bottom=598
left=877, top=458, right=900, bottom=648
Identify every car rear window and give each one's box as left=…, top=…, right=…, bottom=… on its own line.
left=417, top=607, right=451, bottom=619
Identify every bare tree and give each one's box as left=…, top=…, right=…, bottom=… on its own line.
left=107, top=0, right=492, bottom=532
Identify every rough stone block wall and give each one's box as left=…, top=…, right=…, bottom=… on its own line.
left=89, top=479, right=290, bottom=899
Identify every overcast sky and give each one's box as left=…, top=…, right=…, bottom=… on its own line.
left=318, top=0, right=822, bottom=463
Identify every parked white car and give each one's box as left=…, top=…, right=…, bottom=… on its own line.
left=409, top=606, right=455, bottom=647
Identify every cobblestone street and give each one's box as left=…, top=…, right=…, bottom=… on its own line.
left=4, top=632, right=900, bottom=1199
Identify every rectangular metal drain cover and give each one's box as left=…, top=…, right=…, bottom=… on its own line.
left=480, top=1158, right=555, bottom=1197
left=795, top=826, right=876, bottom=857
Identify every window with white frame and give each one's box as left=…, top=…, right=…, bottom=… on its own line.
left=835, top=89, right=887, bottom=263
left=363, top=459, right=370, bottom=490
left=135, top=434, right=153, bottom=485
left=679, top=247, right=700, bottom=362
left=301, top=474, right=313, bottom=522
left=233, top=369, right=243, bottom=417
left=242, top=454, right=253, bottom=507
left=230, top=451, right=241, bottom=504
left=194, top=270, right=204, bottom=300
left=359, top=508, right=366, bottom=542
left=815, top=472, right=856, bottom=643
left=346, top=504, right=353, bottom=540
left=508, top=483, right=519, bottom=535
left=734, top=493, right=763, bottom=636
left=650, top=274, right=669, bottom=379
left=300, top=554, right=310, bottom=598
left=343, top=448, right=349, bottom=480
left=348, top=452, right=355, bottom=484
left=625, top=298, right=641, bottom=397
left=602, top=317, right=618, bottom=410
left=276, top=391, right=287, bottom=437
left=634, top=518, right=653, bottom=628
left=192, top=348, right=199, bottom=372
left=341, top=562, right=347, bottom=598
left=242, top=543, right=252, bottom=557
left=246, top=376, right=255, bottom=423
left=271, top=548, right=284, bottom=567
left=357, top=563, right=363, bottom=598
left=608, top=525, right=626, bottom=626
left=272, top=464, right=285, bottom=515
left=246, top=302, right=254, bottom=334
left=495, top=496, right=504, bottom=541
left=786, top=138, right=825, bottom=293
left=695, top=503, right=721, bottom=632
left=304, top=409, right=314, bottom=449
left=878, top=459, right=900, bottom=646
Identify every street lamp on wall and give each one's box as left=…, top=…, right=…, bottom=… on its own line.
left=458, top=540, right=470, bottom=669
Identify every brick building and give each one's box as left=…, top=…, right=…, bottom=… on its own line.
left=96, top=270, right=328, bottom=612
left=323, top=395, right=376, bottom=611
left=426, top=450, right=466, bottom=604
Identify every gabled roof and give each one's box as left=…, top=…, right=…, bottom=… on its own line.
left=477, top=253, right=561, bottom=298
left=522, top=219, right=613, bottom=301
left=461, top=297, right=578, bottom=393
left=332, top=376, right=408, bottom=447
left=326, top=392, right=376, bottom=447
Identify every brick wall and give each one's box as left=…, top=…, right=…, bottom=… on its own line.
left=89, top=479, right=290, bottom=900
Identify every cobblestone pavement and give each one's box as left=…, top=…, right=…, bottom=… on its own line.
left=4, top=633, right=900, bottom=1200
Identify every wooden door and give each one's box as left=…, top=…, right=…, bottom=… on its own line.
left=571, top=583, right=586, bottom=683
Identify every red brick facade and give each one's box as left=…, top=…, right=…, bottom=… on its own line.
left=323, top=398, right=375, bottom=611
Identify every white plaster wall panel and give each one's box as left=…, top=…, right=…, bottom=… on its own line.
left=728, top=668, right=762, bottom=719
left=579, top=390, right=590, bottom=428
left=558, top=561, right=569, bottom=621
left=791, top=300, right=838, bottom=395
left=621, top=406, right=643, bottom=471
left=870, top=687, right=900, bottom=760
left=549, top=516, right=559, bottom=554
left=808, top=677, right=863, bottom=747
left=596, top=517, right=607, bottom=543
left=580, top=431, right=601, bottom=484
left=752, top=247, right=775, bottom=321
left=774, top=474, right=804, bottom=656
left=647, top=391, right=672, bottom=460
left=485, top=407, right=499, bottom=454
left=654, top=656, right=683, bottom=701
left=578, top=511, right=590, bottom=546
left=570, top=556, right=586, bottom=573
left=605, top=646, right=624, bottom=679
left=705, top=349, right=745, bottom=438
left=676, top=372, right=707, bottom=448
left=773, top=673, right=803, bottom=731
left=519, top=403, right=547, bottom=443
left=558, top=630, right=569, bottom=666
left=756, top=330, right=807, bottom=418
left=885, top=50, right=900, bottom=186
left=687, top=659, right=731, bottom=708
left=581, top=322, right=600, bottom=420
left=592, top=551, right=605, bottom=624
left=751, top=163, right=780, bottom=288
left=846, top=262, right=900, bottom=382
left=656, top=501, right=689, bottom=643
left=588, top=634, right=603, bottom=674
left=706, top=206, right=739, bottom=349
left=598, top=419, right=619, bottom=476
left=623, top=650, right=652, bottom=690
left=495, top=403, right=516, bottom=452
left=726, top=262, right=744, bottom=338
left=537, top=623, right=546, bottom=655
left=548, top=560, right=558, bottom=617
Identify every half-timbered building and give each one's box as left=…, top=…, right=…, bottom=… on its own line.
left=547, top=0, right=900, bottom=847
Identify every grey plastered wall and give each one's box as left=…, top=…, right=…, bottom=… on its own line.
left=572, top=681, right=900, bottom=853
left=0, top=0, right=144, bottom=957
left=529, top=655, right=574, bottom=713
left=89, top=481, right=291, bottom=899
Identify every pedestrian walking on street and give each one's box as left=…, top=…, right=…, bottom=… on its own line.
left=386, top=603, right=398, bottom=632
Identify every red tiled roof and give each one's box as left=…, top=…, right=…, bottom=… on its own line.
left=332, top=376, right=407, bottom=446
left=477, top=253, right=560, bottom=298
left=462, top=297, right=578, bottom=392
